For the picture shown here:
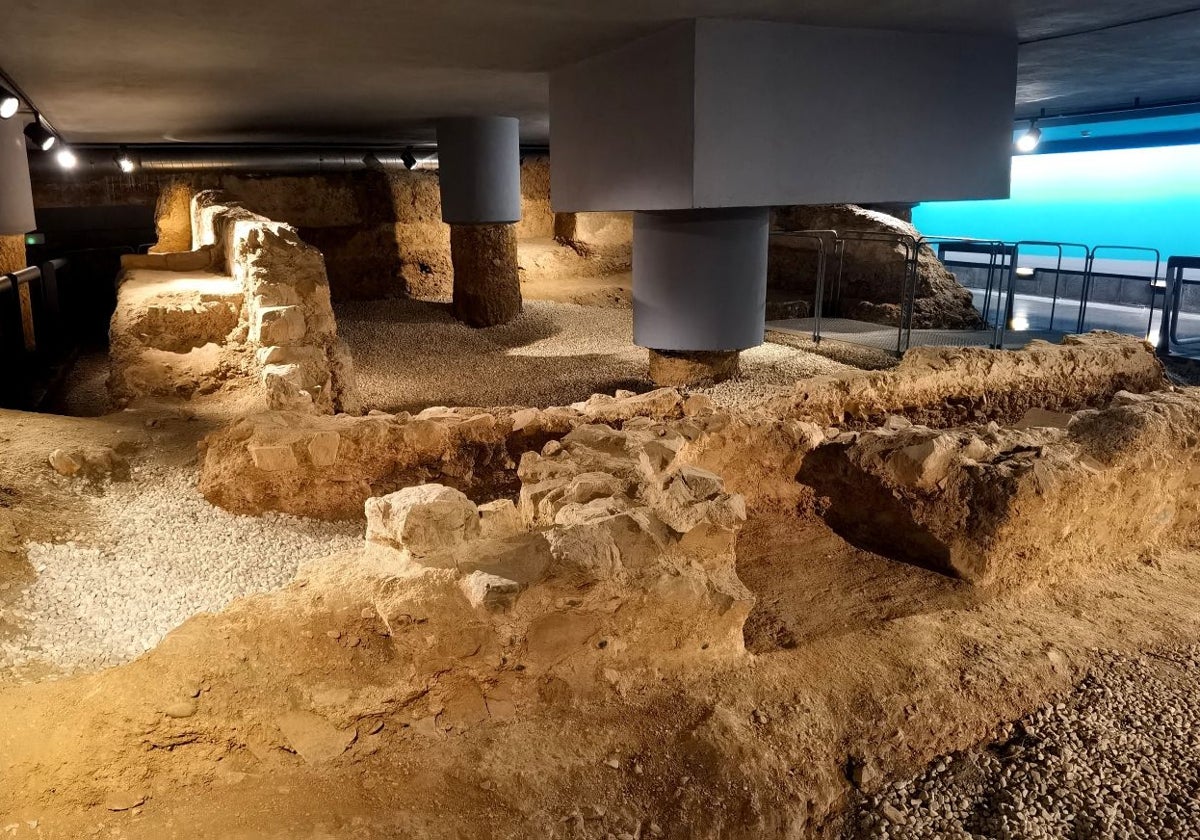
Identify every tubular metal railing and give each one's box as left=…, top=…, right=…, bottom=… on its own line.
left=1080, top=245, right=1162, bottom=338
left=1157, top=256, right=1200, bottom=357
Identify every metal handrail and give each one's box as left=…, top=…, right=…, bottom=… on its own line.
left=1158, top=256, right=1200, bottom=354
left=925, top=236, right=1012, bottom=327
left=836, top=230, right=919, bottom=355
left=997, top=241, right=1089, bottom=349
left=770, top=230, right=838, bottom=343
left=1080, top=245, right=1162, bottom=338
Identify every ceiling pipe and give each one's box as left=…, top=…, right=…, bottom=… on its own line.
left=27, top=144, right=551, bottom=175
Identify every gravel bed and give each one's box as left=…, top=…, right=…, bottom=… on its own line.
left=336, top=298, right=855, bottom=413
left=0, top=461, right=361, bottom=679
left=845, top=646, right=1200, bottom=839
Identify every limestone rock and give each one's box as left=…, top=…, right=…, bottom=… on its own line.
left=248, top=444, right=298, bottom=472
left=478, top=498, right=522, bottom=538
left=459, top=571, right=522, bottom=610
left=365, top=484, right=480, bottom=562
left=48, top=449, right=82, bottom=476
left=307, top=431, right=340, bottom=467
left=799, top=389, right=1200, bottom=586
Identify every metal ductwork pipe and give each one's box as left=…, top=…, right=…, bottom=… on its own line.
left=26, top=147, right=441, bottom=175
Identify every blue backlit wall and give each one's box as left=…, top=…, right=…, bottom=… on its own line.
left=912, top=144, right=1200, bottom=261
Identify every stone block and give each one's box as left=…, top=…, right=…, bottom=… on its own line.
left=248, top=444, right=298, bottom=472
left=365, top=484, right=480, bottom=562
left=478, top=499, right=522, bottom=538
left=253, top=306, right=307, bottom=346
left=307, top=432, right=340, bottom=467
left=459, top=571, right=522, bottom=610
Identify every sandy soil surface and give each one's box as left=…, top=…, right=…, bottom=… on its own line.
left=2, top=393, right=1200, bottom=837
left=4, top=299, right=1199, bottom=838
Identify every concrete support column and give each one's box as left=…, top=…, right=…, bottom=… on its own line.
left=0, top=116, right=36, bottom=236
left=633, top=207, right=769, bottom=385
left=437, top=116, right=522, bottom=327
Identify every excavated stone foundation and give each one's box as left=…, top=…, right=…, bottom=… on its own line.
left=648, top=349, right=741, bottom=386
left=768, top=332, right=1165, bottom=428
left=450, top=223, right=522, bottom=327
left=109, top=190, right=361, bottom=415
left=800, top=390, right=1200, bottom=587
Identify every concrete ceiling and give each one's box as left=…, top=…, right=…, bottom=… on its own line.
left=2, top=0, right=1199, bottom=145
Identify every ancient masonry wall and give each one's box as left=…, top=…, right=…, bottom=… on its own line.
left=112, top=190, right=360, bottom=414
left=33, top=157, right=633, bottom=302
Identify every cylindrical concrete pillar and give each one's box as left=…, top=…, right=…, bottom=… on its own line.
left=0, top=117, right=36, bottom=235
left=436, top=116, right=521, bottom=225
left=437, top=116, right=523, bottom=327
left=633, top=207, right=769, bottom=384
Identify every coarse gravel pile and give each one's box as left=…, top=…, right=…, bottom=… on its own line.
left=845, top=646, right=1200, bottom=839
left=0, top=461, right=361, bottom=680
left=336, top=298, right=854, bottom=413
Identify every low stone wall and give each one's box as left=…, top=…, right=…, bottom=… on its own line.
left=800, top=389, right=1200, bottom=587
left=110, top=190, right=360, bottom=414
left=198, top=389, right=818, bottom=519
left=766, top=332, right=1165, bottom=428
left=199, top=333, right=1167, bottom=521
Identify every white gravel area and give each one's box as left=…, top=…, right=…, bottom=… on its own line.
left=0, top=461, right=361, bottom=679
left=336, top=298, right=854, bottom=413
left=846, top=646, right=1200, bottom=839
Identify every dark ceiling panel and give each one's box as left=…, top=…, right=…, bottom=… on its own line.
left=0, top=0, right=1197, bottom=144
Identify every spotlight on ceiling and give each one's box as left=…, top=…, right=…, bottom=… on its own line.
left=0, top=85, right=18, bottom=120
left=401, top=146, right=417, bottom=170
left=24, top=117, right=56, bottom=151
left=55, top=146, right=78, bottom=169
left=115, top=148, right=136, bottom=173
left=1015, top=121, right=1042, bottom=153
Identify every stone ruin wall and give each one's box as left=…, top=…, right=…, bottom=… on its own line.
left=145, top=157, right=633, bottom=302
left=110, top=190, right=360, bottom=415
left=32, top=159, right=980, bottom=326
left=197, top=332, right=1187, bottom=594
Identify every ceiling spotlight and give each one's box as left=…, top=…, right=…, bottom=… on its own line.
left=24, top=118, right=56, bottom=151
left=115, top=148, right=135, bottom=173
left=0, top=85, right=18, bottom=120
left=55, top=146, right=77, bottom=169
left=1015, top=121, right=1042, bottom=153
left=401, top=146, right=417, bottom=170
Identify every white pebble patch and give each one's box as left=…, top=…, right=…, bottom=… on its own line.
left=1, top=461, right=361, bottom=679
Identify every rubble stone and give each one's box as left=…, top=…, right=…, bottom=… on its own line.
left=365, top=484, right=481, bottom=563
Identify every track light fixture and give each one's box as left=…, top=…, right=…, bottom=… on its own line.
left=24, top=117, right=56, bottom=151
left=0, top=85, right=18, bottom=120
left=115, top=147, right=136, bottom=173
left=401, top=146, right=417, bottom=170
left=1015, top=120, right=1042, bottom=153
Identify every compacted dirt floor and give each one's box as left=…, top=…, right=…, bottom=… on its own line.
left=4, top=299, right=1200, bottom=838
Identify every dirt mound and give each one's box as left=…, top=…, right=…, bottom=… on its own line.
left=770, top=204, right=982, bottom=329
